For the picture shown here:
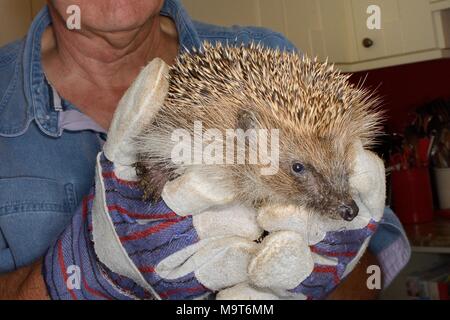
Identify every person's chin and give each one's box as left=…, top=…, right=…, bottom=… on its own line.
left=53, top=0, right=164, bottom=33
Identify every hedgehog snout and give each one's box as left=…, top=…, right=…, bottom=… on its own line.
left=337, top=200, right=359, bottom=221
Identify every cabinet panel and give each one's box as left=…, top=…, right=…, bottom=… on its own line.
left=283, top=0, right=321, bottom=57
left=352, top=0, right=436, bottom=61
left=398, top=0, right=436, bottom=52
left=282, top=0, right=358, bottom=63
left=317, top=0, right=358, bottom=63
left=182, top=0, right=261, bottom=27
left=352, top=0, right=402, bottom=60
left=182, top=0, right=359, bottom=63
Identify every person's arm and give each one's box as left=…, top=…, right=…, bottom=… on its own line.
left=0, top=260, right=49, bottom=300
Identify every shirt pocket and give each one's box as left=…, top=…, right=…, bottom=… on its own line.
left=0, top=177, right=77, bottom=272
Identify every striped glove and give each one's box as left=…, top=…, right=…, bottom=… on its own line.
left=43, top=56, right=386, bottom=300
left=43, top=58, right=262, bottom=299
left=43, top=152, right=263, bottom=299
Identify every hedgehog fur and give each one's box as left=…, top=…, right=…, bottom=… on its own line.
left=135, top=42, right=383, bottom=220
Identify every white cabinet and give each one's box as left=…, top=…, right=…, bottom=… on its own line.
left=351, top=0, right=403, bottom=61
left=351, top=0, right=436, bottom=61
left=281, top=0, right=358, bottom=63
left=183, top=0, right=358, bottom=62
left=183, top=0, right=450, bottom=72
left=181, top=0, right=261, bottom=27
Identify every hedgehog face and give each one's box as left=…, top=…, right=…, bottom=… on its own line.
left=258, top=134, right=359, bottom=221
left=238, top=108, right=360, bottom=221
left=288, top=160, right=358, bottom=222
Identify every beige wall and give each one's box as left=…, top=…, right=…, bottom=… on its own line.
left=0, top=0, right=45, bottom=46
left=31, top=0, right=46, bottom=16
left=1, top=0, right=446, bottom=71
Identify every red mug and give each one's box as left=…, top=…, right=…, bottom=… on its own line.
left=391, top=167, right=434, bottom=224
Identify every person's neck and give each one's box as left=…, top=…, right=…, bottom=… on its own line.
left=42, top=5, right=177, bottom=91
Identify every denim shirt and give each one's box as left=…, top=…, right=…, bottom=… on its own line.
left=0, top=0, right=410, bottom=286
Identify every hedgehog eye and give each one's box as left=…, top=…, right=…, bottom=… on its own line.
left=291, top=162, right=305, bottom=174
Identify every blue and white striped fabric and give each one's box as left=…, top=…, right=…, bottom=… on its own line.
left=44, top=154, right=382, bottom=300
left=44, top=154, right=212, bottom=300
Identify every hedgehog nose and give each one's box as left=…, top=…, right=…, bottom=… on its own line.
left=338, top=200, right=359, bottom=221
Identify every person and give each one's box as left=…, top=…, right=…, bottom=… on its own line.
left=0, top=0, right=410, bottom=299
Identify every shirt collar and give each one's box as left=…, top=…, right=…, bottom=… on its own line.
left=25, top=6, right=56, bottom=137
left=26, top=0, right=201, bottom=138
left=161, top=0, right=202, bottom=51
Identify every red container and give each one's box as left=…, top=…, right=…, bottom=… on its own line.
left=391, top=167, right=434, bottom=224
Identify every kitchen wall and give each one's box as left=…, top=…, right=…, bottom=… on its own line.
left=1, top=0, right=449, bottom=133
left=0, top=0, right=45, bottom=46
left=350, top=58, right=450, bottom=133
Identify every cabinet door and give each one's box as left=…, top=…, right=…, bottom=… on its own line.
left=314, top=0, right=358, bottom=63
left=182, top=0, right=261, bottom=27
left=262, top=0, right=360, bottom=63
left=352, top=0, right=437, bottom=61
left=258, top=0, right=358, bottom=63
left=0, top=0, right=32, bottom=46
left=182, top=0, right=358, bottom=63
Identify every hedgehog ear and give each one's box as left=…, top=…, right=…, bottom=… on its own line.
left=237, top=109, right=259, bottom=131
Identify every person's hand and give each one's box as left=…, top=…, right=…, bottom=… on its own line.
left=43, top=58, right=264, bottom=299
left=217, top=142, right=386, bottom=300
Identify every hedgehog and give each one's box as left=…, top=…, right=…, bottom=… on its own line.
left=135, top=42, right=383, bottom=222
